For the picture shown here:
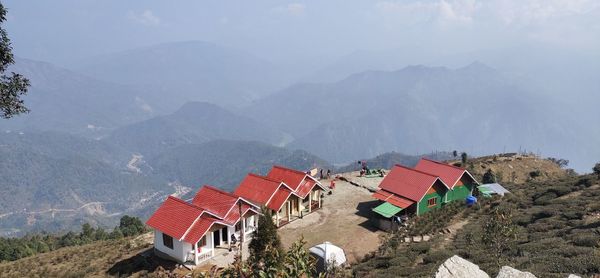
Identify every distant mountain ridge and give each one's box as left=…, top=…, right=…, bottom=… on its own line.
left=0, top=58, right=159, bottom=136
left=148, top=140, right=330, bottom=192
left=247, top=63, right=596, bottom=170
left=108, top=101, right=291, bottom=157
left=77, top=41, right=293, bottom=109
left=336, top=151, right=454, bottom=173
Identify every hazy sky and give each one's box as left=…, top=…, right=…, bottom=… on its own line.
left=3, top=0, right=600, bottom=68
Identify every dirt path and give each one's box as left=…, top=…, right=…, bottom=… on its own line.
left=278, top=178, right=384, bottom=263
left=437, top=218, right=470, bottom=250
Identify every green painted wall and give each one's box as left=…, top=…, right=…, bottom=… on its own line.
left=449, top=184, right=473, bottom=201
left=417, top=183, right=447, bottom=215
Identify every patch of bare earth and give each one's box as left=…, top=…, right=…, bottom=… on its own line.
left=448, top=154, right=567, bottom=184
left=278, top=177, right=385, bottom=263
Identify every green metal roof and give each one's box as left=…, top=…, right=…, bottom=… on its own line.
left=373, top=202, right=402, bottom=218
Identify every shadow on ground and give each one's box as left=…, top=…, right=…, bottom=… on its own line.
left=356, top=200, right=380, bottom=232
left=107, top=248, right=177, bottom=277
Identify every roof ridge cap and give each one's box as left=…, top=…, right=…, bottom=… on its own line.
left=201, top=184, right=238, bottom=198
left=248, top=173, right=283, bottom=183
left=393, top=164, right=439, bottom=178
left=167, top=195, right=205, bottom=211
left=421, top=158, right=466, bottom=171
left=272, top=165, right=307, bottom=176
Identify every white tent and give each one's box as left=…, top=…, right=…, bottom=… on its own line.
left=309, top=241, right=347, bottom=272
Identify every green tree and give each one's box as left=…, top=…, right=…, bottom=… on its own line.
left=461, top=152, right=468, bottom=166
left=482, top=169, right=496, bottom=184
left=481, top=205, right=518, bottom=267
left=118, top=215, right=146, bottom=237
left=0, top=3, right=30, bottom=119
left=282, top=237, right=316, bottom=277
left=593, top=163, right=600, bottom=178
left=453, top=150, right=458, bottom=158
left=248, top=209, right=284, bottom=276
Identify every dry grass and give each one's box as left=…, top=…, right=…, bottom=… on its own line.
left=449, top=154, right=568, bottom=184
left=0, top=236, right=155, bottom=278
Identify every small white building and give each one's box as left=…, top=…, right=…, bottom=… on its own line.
left=146, top=186, right=259, bottom=265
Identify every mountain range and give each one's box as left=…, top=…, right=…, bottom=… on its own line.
left=0, top=58, right=159, bottom=137
left=107, top=101, right=291, bottom=157
left=247, top=63, right=596, bottom=170
left=2, top=41, right=599, bottom=236
left=77, top=41, right=292, bottom=109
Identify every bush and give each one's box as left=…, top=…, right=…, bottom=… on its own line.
left=529, top=170, right=542, bottom=178
left=423, top=250, right=453, bottom=264
left=409, top=242, right=431, bottom=254
left=547, top=186, right=573, bottom=197
left=571, top=234, right=599, bottom=247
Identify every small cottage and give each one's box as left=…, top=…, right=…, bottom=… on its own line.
left=414, top=158, right=479, bottom=202
left=146, top=186, right=259, bottom=266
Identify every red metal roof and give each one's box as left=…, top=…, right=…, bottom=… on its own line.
left=192, top=185, right=238, bottom=218
left=372, top=189, right=415, bottom=209
left=378, top=164, right=447, bottom=202
left=269, top=186, right=293, bottom=211
left=223, top=203, right=255, bottom=225
left=183, top=214, right=220, bottom=244
left=234, top=173, right=283, bottom=206
left=415, top=158, right=469, bottom=188
left=267, top=165, right=307, bottom=191
left=146, top=196, right=204, bottom=241
left=295, top=178, right=316, bottom=198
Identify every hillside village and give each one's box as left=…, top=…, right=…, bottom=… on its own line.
left=5, top=153, right=598, bottom=278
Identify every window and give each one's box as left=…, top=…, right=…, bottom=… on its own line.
left=427, top=197, right=437, bottom=207
left=235, top=222, right=241, bottom=232
left=162, top=233, right=174, bottom=249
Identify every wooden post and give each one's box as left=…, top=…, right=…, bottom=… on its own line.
left=287, top=201, right=291, bottom=221
left=194, top=241, right=199, bottom=265
left=238, top=202, right=243, bottom=260
left=308, top=192, right=312, bottom=213
left=297, top=197, right=301, bottom=217
left=209, top=232, right=214, bottom=257
left=318, top=190, right=322, bottom=208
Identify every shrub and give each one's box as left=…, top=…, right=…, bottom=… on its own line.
left=529, top=170, right=542, bottom=178
left=571, top=234, right=599, bottom=247
left=547, top=185, right=573, bottom=197
left=409, top=242, right=431, bottom=254
left=423, top=250, right=453, bottom=264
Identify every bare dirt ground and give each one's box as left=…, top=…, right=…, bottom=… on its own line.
left=278, top=175, right=385, bottom=263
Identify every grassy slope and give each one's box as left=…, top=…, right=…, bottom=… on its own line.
left=0, top=234, right=172, bottom=278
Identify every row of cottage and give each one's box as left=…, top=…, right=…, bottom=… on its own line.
left=146, top=165, right=327, bottom=265
left=146, top=158, right=479, bottom=266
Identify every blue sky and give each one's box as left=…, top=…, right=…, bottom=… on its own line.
left=3, top=0, right=599, bottom=68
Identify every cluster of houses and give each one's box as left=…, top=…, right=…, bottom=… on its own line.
left=146, top=165, right=326, bottom=265
left=146, top=158, right=484, bottom=266
left=370, top=158, right=479, bottom=231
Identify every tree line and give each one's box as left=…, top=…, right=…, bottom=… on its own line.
left=0, top=215, right=146, bottom=262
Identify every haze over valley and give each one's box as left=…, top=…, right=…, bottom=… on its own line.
left=1, top=0, right=599, bottom=236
